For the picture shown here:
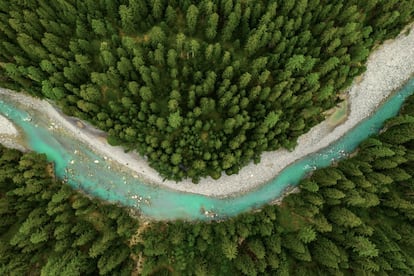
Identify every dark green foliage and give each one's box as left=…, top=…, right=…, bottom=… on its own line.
left=0, top=146, right=139, bottom=275
left=1, top=94, right=414, bottom=274
left=1, top=1, right=413, bottom=182
left=138, top=95, right=414, bottom=275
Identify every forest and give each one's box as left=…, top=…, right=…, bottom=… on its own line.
left=1, top=1, right=414, bottom=274
left=0, top=145, right=140, bottom=275
left=1, top=87, right=414, bottom=276
left=1, top=0, right=414, bottom=181
left=124, top=90, right=414, bottom=274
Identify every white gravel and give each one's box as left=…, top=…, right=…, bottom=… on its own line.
left=1, top=24, right=414, bottom=197
left=0, top=113, right=25, bottom=150
left=0, top=114, right=18, bottom=136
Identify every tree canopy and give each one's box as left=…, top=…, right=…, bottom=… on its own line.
left=1, top=81, right=414, bottom=275
left=137, top=91, right=414, bottom=275
left=0, top=146, right=139, bottom=275
left=1, top=0, right=413, bottom=181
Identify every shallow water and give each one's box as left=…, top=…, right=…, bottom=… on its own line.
left=1, top=78, right=413, bottom=220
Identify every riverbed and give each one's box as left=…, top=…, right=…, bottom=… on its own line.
left=0, top=25, right=414, bottom=220
left=1, top=78, right=414, bottom=220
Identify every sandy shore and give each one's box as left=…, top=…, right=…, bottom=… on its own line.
left=1, top=24, right=414, bottom=197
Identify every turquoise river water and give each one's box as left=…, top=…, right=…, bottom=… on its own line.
left=1, top=78, right=414, bottom=220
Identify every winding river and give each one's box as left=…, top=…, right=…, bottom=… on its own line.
left=0, top=78, right=414, bottom=220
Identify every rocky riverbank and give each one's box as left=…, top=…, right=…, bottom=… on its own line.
left=1, top=24, right=414, bottom=197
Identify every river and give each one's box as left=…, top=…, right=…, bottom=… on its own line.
left=0, top=77, right=413, bottom=220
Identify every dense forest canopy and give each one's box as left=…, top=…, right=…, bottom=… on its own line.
left=1, top=0, right=414, bottom=182
left=135, top=91, right=414, bottom=274
left=1, top=92, right=414, bottom=275
left=0, top=145, right=139, bottom=275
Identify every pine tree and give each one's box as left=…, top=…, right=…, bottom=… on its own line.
left=222, top=238, right=238, bottom=260
left=206, top=13, right=219, bottom=40
left=119, top=5, right=135, bottom=34
left=151, top=0, right=164, bottom=20
left=328, top=207, right=362, bottom=228
left=186, top=5, right=199, bottom=35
